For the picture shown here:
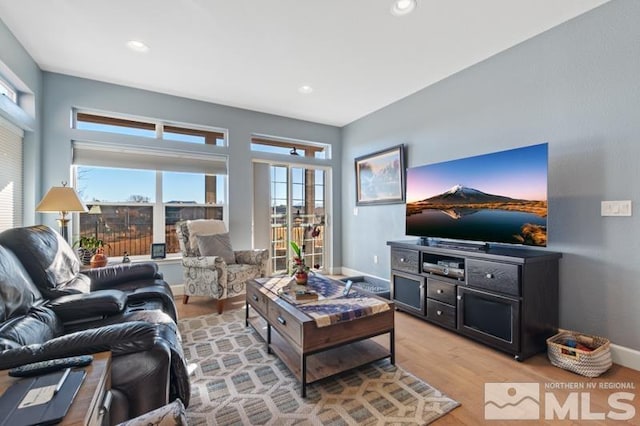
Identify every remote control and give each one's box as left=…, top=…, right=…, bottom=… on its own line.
left=8, top=355, right=93, bottom=377
left=343, top=280, right=354, bottom=297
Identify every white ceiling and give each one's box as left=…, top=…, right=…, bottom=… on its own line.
left=0, top=0, right=610, bottom=127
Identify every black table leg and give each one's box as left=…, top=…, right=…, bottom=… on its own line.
left=267, top=324, right=272, bottom=354
left=390, top=329, right=395, bottom=365
left=301, top=353, right=307, bottom=398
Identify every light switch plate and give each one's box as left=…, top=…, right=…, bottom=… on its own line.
left=601, top=200, right=632, bottom=216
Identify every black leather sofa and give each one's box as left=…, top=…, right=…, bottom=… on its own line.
left=0, top=226, right=190, bottom=424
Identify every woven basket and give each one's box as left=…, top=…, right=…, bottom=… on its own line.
left=547, top=330, right=612, bottom=377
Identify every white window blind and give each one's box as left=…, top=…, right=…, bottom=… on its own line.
left=72, top=140, right=228, bottom=175
left=0, top=116, right=24, bottom=231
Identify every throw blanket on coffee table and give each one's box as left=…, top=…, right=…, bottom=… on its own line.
left=257, top=274, right=390, bottom=327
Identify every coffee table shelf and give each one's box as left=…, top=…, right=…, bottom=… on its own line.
left=246, top=277, right=395, bottom=397
left=248, top=315, right=392, bottom=384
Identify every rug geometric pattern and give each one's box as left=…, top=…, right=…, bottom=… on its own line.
left=179, top=308, right=460, bottom=425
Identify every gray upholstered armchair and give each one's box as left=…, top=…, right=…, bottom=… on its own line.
left=175, top=220, right=269, bottom=313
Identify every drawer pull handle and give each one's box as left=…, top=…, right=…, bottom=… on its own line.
left=252, top=294, right=258, bottom=302
left=436, top=289, right=443, bottom=294
left=457, top=295, right=462, bottom=300
left=277, top=316, right=286, bottom=325
left=436, top=310, right=443, bottom=316
left=100, top=390, right=112, bottom=415
left=485, top=273, right=494, bottom=279
left=400, top=257, right=406, bottom=262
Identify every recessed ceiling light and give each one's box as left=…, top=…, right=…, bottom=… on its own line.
left=298, top=85, right=314, bottom=95
left=390, top=0, right=417, bottom=16
left=126, top=40, right=149, bottom=53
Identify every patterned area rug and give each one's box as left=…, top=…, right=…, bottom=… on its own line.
left=179, top=308, right=460, bottom=425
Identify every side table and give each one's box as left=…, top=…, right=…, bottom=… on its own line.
left=0, top=352, right=112, bottom=426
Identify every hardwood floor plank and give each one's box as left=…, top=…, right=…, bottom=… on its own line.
left=176, top=296, right=640, bottom=425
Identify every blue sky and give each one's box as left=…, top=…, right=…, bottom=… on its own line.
left=78, top=167, right=222, bottom=203
left=406, top=143, right=548, bottom=203
left=76, top=121, right=223, bottom=203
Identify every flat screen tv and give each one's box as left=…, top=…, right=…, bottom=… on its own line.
left=405, top=143, right=548, bottom=247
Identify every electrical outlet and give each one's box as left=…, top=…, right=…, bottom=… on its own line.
left=373, top=255, right=378, bottom=264
left=353, top=207, right=358, bottom=216
left=601, top=200, right=632, bottom=216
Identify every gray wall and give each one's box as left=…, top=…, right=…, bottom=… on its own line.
left=0, top=17, right=42, bottom=225
left=342, top=0, right=640, bottom=350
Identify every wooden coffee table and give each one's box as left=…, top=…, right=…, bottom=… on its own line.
left=246, top=276, right=395, bottom=397
left=0, top=352, right=111, bottom=426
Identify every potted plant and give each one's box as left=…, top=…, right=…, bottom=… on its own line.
left=290, top=241, right=310, bottom=285
left=73, top=236, right=106, bottom=266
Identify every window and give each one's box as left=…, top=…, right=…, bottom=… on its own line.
left=73, top=111, right=227, bottom=257
left=0, top=76, right=17, bottom=103
left=163, top=124, right=225, bottom=146
left=251, top=136, right=330, bottom=159
left=77, top=167, right=225, bottom=256
left=0, top=116, right=24, bottom=231
left=76, top=112, right=226, bottom=146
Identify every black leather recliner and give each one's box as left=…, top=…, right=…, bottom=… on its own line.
left=0, top=226, right=190, bottom=424
left=0, top=225, right=178, bottom=321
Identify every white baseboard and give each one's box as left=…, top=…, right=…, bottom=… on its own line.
left=610, top=344, right=640, bottom=371
left=171, top=284, right=184, bottom=296
left=339, top=267, right=388, bottom=282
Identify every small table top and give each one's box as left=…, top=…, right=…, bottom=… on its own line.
left=0, top=352, right=111, bottom=426
left=255, top=274, right=392, bottom=327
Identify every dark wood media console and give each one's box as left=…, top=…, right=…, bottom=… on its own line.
left=387, top=240, right=562, bottom=360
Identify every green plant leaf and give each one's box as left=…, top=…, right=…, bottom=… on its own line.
left=290, top=241, right=301, bottom=258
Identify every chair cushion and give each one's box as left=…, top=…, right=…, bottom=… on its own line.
left=186, top=219, right=226, bottom=253
left=197, top=233, right=236, bottom=264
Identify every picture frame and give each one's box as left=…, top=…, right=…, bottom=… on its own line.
left=355, top=144, right=406, bottom=205
left=151, top=243, right=166, bottom=259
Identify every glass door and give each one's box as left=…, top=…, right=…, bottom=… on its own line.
left=270, top=165, right=327, bottom=274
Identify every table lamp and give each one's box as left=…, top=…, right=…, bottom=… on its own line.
left=36, top=182, right=88, bottom=242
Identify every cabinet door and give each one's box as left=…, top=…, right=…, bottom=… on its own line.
left=457, top=286, right=520, bottom=355
left=391, top=271, right=425, bottom=315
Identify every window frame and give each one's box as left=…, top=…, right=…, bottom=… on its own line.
left=71, top=109, right=229, bottom=258
left=251, top=134, right=331, bottom=159
left=0, top=76, right=17, bottom=103
left=73, top=109, right=229, bottom=147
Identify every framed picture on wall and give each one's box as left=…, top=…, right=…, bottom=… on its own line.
left=151, top=243, right=166, bottom=259
left=355, top=144, right=405, bottom=205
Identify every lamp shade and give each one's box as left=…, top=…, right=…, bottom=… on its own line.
left=36, top=185, right=88, bottom=214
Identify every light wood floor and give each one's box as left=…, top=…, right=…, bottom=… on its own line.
left=177, top=295, right=640, bottom=425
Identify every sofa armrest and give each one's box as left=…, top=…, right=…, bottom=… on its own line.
left=85, top=262, right=162, bottom=291
left=181, top=256, right=225, bottom=269
left=0, top=322, right=189, bottom=419
left=234, top=249, right=269, bottom=269
left=0, top=321, right=165, bottom=369
left=235, top=249, right=269, bottom=279
left=45, top=290, right=127, bottom=322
